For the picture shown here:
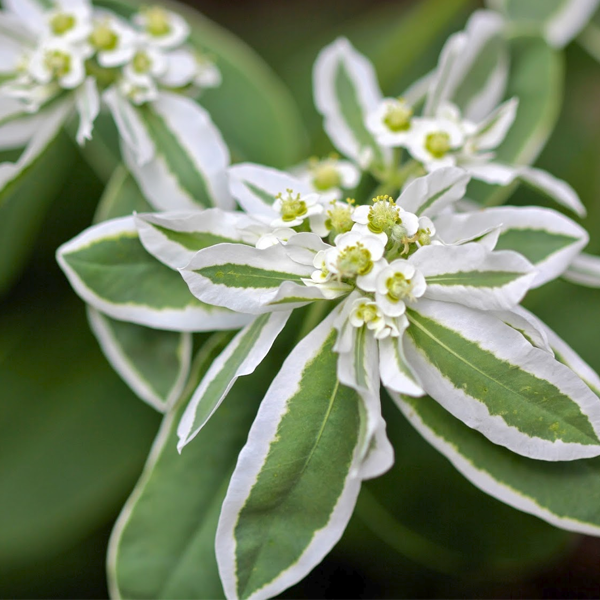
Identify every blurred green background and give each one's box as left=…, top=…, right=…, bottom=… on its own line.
left=2, top=0, right=600, bottom=597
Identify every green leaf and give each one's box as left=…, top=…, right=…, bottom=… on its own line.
left=177, top=312, right=290, bottom=449
left=93, top=165, right=152, bottom=224
left=0, top=291, right=159, bottom=569
left=97, top=0, right=307, bottom=168
left=396, top=390, right=600, bottom=535
left=136, top=210, right=255, bottom=270
left=358, top=391, right=571, bottom=577
left=87, top=308, right=192, bottom=413
left=57, top=217, right=249, bottom=331
left=0, top=128, right=75, bottom=296
left=108, top=332, right=257, bottom=599
left=217, top=312, right=365, bottom=600
left=468, top=36, right=563, bottom=205
left=497, top=0, right=598, bottom=48
left=405, top=301, right=600, bottom=460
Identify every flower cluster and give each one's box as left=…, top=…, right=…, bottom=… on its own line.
left=1, top=0, right=218, bottom=113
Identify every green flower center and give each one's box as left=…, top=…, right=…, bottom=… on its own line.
left=278, top=190, right=307, bottom=222
left=337, top=243, right=373, bottom=277
left=386, top=272, right=412, bottom=301
left=44, top=50, right=71, bottom=79
left=383, top=102, right=412, bottom=132
left=325, top=203, right=353, bottom=237
left=132, top=51, right=152, bottom=74
left=312, top=164, right=341, bottom=191
left=355, top=302, right=380, bottom=324
left=368, top=196, right=400, bottom=234
left=143, top=7, right=172, bottom=37
left=50, top=13, right=75, bottom=35
left=425, top=131, right=451, bottom=158
left=90, top=23, right=119, bottom=51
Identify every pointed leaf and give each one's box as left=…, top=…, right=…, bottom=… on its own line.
left=124, top=92, right=233, bottom=212
left=178, top=311, right=291, bottom=449
left=181, top=243, right=314, bottom=314
left=136, top=209, right=256, bottom=270
left=313, top=37, right=391, bottom=170
left=216, top=311, right=366, bottom=600
left=433, top=206, right=588, bottom=287
left=563, top=252, right=600, bottom=288
left=405, top=299, right=600, bottom=460
left=398, top=167, right=470, bottom=217
left=395, top=390, right=600, bottom=536
left=57, top=216, right=249, bottom=331
left=410, top=242, right=535, bottom=311
left=425, top=10, right=508, bottom=122
left=108, top=332, right=263, bottom=600
left=87, top=307, right=192, bottom=413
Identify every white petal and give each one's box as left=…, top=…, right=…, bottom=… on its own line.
left=75, top=76, right=99, bottom=145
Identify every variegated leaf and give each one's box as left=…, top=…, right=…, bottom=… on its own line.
left=87, top=307, right=192, bottom=413
left=181, top=242, right=317, bottom=314
left=136, top=209, right=257, bottom=270
left=177, top=311, right=291, bottom=449
left=228, top=163, right=311, bottom=218
left=216, top=310, right=390, bottom=600
left=410, top=242, right=535, bottom=311
left=397, top=167, right=470, bottom=217
left=313, top=37, right=391, bottom=170
left=433, top=206, right=588, bottom=287
left=57, top=216, right=249, bottom=331
left=404, top=299, right=600, bottom=460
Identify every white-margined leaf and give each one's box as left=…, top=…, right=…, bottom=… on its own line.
left=424, top=10, right=507, bottom=122
left=228, top=163, right=312, bottom=218
left=117, top=91, right=232, bottom=212
left=410, top=242, right=535, bottom=311
left=57, top=216, right=250, bottom=332
left=313, top=37, right=391, bottom=170
left=181, top=242, right=317, bottom=314
left=433, top=206, right=588, bottom=287
left=177, top=310, right=291, bottom=450
left=87, top=307, right=192, bottom=413
left=394, top=391, right=600, bottom=537
left=404, top=299, right=600, bottom=461
left=562, top=252, right=600, bottom=288
left=216, top=310, right=387, bottom=600
left=398, top=167, right=470, bottom=217
left=136, top=209, right=257, bottom=270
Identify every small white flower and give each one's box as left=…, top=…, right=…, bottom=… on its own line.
left=297, top=156, right=360, bottom=201
left=133, top=6, right=190, bottom=49
left=44, top=3, right=93, bottom=44
left=271, top=189, right=323, bottom=229
left=375, top=260, right=426, bottom=317
left=348, top=297, right=399, bottom=339
left=405, top=115, right=465, bottom=170
left=28, top=38, right=92, bottom=90
left=366, top=97, right=415, bottom=147
left=325, top=230, right=386, bottom=292
left=89, top=12, right=137, bottom=68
